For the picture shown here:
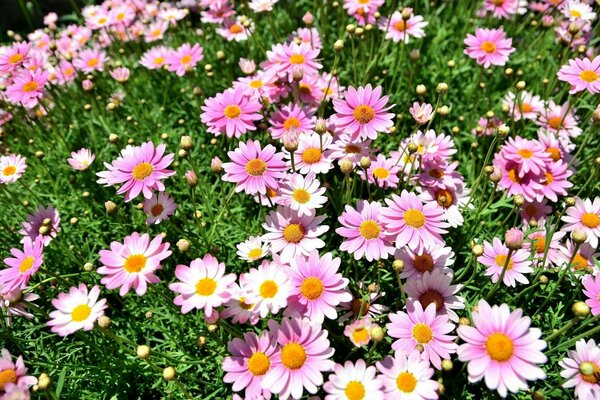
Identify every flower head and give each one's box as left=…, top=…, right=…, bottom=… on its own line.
left=47, top=284, right=107, bottom=337
left=376, top=350, right=439, bottom=400
left=201, top=88, right=263, bottom=138
left=67, top=148, right=95, bottom=171
left=464, top=27, right=515, bottom=68
left=0, top=236, right=44, bottom=293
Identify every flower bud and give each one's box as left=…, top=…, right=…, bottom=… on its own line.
left=105, top=201, right=118, bottom=214
left=516, top=81, right=526, bottom=90
left=565, top=197, right=576, bottom=207
left=180, top=135, right=193, bottom=150
left=83, top=262, right=93, bottom=272
left=346, top=24, right=355, bottom=34
left=483, top=166, right=494, bottom=175
left=370, top=325, right=385, bottom=342
left=401, top=7, right=412, bottom=19
left=513, top=195, right=525, bottom=207
left=497, top=124, right=510, bottom=136
left=571, top=228, right=588, bottom=244
left=579, top=362, right=596, bottom=376
left=539, top=275, right=548, bottom=284
left=441, top=359, right=453, bottom=371
left=163, top=367, right=176, bottom=381
left=216, top=50, right=225, bottom=60
left=447, top=60, right=455, bottom=68
left=177, top=239, right=190, bottom=252
left=333, top=39, right=344, bottom=52
left=532, top=390, right=545, bottom=400
left=38, top=373, right=51, bottom=390
left=409, top=49, right=420, bottom=62
left=314, top=118, right=328, bottom=135
left=591, top=104, right=600, bottom=126
left=137, top=345, right=151, bottom=360
left=437, top=105, right=449, bottom=117
left=97, top=316, right=111, bottom=329
left=292, top=66, right=304, bottom=81
left=185, top=170, right=198, bottom=187
left=239, top=58, right=256, bottom=75
left=355, top=27, right=364, bottom=36
left=210, top=156, right=224, bottom=173
left=207, top=324, right=218, bottom=333
left=408, top=143, right=419, bottom=153
left=459, top=317, right=470, bottom=326
left=178, top=149, right=187, bottom=158
left=416, top=84, right=427, bottom=96
left=505, top=227, right=524, bottom=250
left=471, top=244, right=484, bottom=257
left=392, top=259, right=404, bottom=271
left=436, top=82, right=448, bottom=94
left=38, top=226, right=50, bottom=236
left=82, top=79, right=94, bottom=91
left=197, top=336, right=207, bottom=347
left=302, top=11, right=314, bottom=26
left=359, top=157, right=371, bottom=169
left=109, top=133, right=119, bottom=143
left=340, top=158, right=353, bottom=175
left=282, top=129, right=299, bottom=152
left=572, top=301, right=590, bottom=318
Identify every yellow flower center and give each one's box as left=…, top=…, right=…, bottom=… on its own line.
left=249, top=80, right=263, bottom=88
left=71, top=304, right=91, bottom=322
left=132, top=162, right=154, bottom=180
left=281, top=343, right=307, bottom=370
left=195, top=278, right=217, bottom=296
left=519, top=103, right=533, bottom=113
left=351, top=327, right=369, bottom=344
left=154, top=56, right=165, bottom=65
left=0, top=368, right=17, bottom=391
left=247, top=352, right=270, bottom=376
left=283, top=117, right=301, bottom=131
left=300, top=277, right=324, bottom=300
left=353, top=105, right=375, bottom=124
left=247, top=248, right=263, bottom=260
left=518, top=149, right=533, bottom=159
left=23, top=81, right=38, bottom=92
left=292, top=189, right=311, bottom=204
left=116, top=12, right=125, bottom=20
left=87, top=58, right=98, bottom=67
left=289, top=54, right=305, bottom=64
left=546, top=147, right=561, bottom=161
left=2, top=166, right=16, bottom=176
left=485, top=333, right=514, bottom=362
left=495, top=254, right=514, bottom=270
left=9, top=54, right=23, bottom=64
left=573, top=253, right=588, bottom=270
left=180, top=55, right=192, bottom=64
left=223, top=105, right=242, bottom=119
left=299, top=83, right=312, bottom=95
left=544, top=172, right=554, bottom=185
left=404, top=209, right=426, bottom=228
left=508, top=168, right=523, bottom=183
left=239, top=297, right=253, bottom=310
left=580, top=361, right=600, bottom=384
left=359, top=220, right=381, bottom=240
left=259, top=280, right=278, bottom=298
left=419, top=289, right=444, bottom=311
left=570, top=10, right=582, bottom=18
left=345, top=381, right=366, bottom=400
left=245, top=158, right=267, bottom=176
left=301, top=148, right=322, bottom=164
left=532, top=236, right=547, bottom=254
left=580, top=70, right=599, bottom=83
left=581, top=212, right=600, bottom=228
left=394, top=20, right=408, bottom=32
left=412, top=323, right=433, bottom=344
left=547, top=116, right=563, bottom=130
left=150, top=203, right=164, bottom=217
left=372, top=167, right=390, bottom=180
left=413, top=253, right=434, bottom=273
left=19, top=256, right=35, bottom=273
left=97, top=17, right=107, bottom=24
left=480, top=41, right=496, bottom=53
left=123, top=254, right=147, bottom=273
left=283, top=223, right=305, bottom=243
left=396, top=372, right=417, bottom=393
left=229, top=24, right=243, bottom=34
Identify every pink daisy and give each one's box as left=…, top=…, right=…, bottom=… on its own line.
left=285, top=250, right=352, bottom=323
left=67, top=148, right=95, bottom=171
left=98, top=232, right=171, bottom=296
left=166, top=43, right=203, bottom=76
left=140, top=46, right=170, bottom=70
left=560, top=338, right=600, bottom=400
left=493, top=158, right=545, bottom=202
left=4, top=69, right=48, bottom=108
left=262, top=317, right=335, bottom=399
left=269, top=103, right=315, bottom=140
left=0, top=236, right=43, bottom=293
left=109, top=67, right=130, bottom=82
left=464, top=27, right=515, bottom=68
left=524, top=229, right=566, bottom=268
left=73, top=48, right=107, bottom=73
left=409, top=102, right=435, bottom=125
left=96, top=141, right=175, bottom=202
left=0, top=41, right=30, bottom=73
left=539, top=160, right=573, bottom=202
left=241, top=259, right=292, bottom=318
left=279, top=173, right=328, bottom=216
left=342, top=0, right=384, bottom=25
left=324, top=359, right=383, bottom=400
left=405, top=269, right=465, bottom=322
left=0, top=348, right=37, bottom=393
left=201, top=88, right=263, bottom=138
left=19, top=205, right=60, bottom=246
left=503, top=91, right=544, bottom=121
left=216, top=17, right=253, bottom=42
left=396, top=243, right=455, bottom=280
left=558, top=240, right=599, bottom=274
left=0, top=286, right=39, bottom=326
left=478, top=237, right=533, bottom=287
left=457, top=300, right=547, bottom=398
left=500, top=137, right=550, bottom=178
left=142, top=191, right=177, bottom=224
left=376, top=350, right=439, bottom=400
left=582, top=274, right=600, bottom=316
left=380, top=11, right=428, bottom=43
left=290, top=133, right=334, bottom=175
left=336, top=200, right=395, bottom=261
left=537, top=100, right=582, bottom=139
left=262, top=206, right=328, bottom=260
left=343, top=317, right=373, bottom=348
left=46, top=284, right=107, bottom=337
left=329, top=134, right=372, bottom=166
left=263, top=42, right=322, bottom=83
left=220, top=283, right=260, bottom=325
left=557, top=56, right=600, bottom=94
left=418, top=184, right=470, bottom=228
left=222, top=140, right=287, bottom=196
left=561, top=197, right=600, bottom=248
left=168, top=254, right=236, bottom=317
left=483, top=0, right=527, bottom=18
left=0, top=154, right=27, bottom=184
left=236, top=236, right=270, bottom=262
left=360, top=154, right=401, bottom=189
left=331, top=84, right=394, bottom=141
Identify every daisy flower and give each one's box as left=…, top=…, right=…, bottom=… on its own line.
left=67, top=148, right=95, bottom=171
left=329, top=134, right=372, bottom=166
left=169, top=254, right=236, bottom=317
left=144, top=21, right=168, bottom=42
left=561, top=197, right=600, bottom=248
left=0, top=154, right=27, bottom=184
left=142, top=192, right=177, bottom=224
left=289, top=132, right=334, bottom=175
left=387, top=301, right=457, bottom=369
left=73, top=48, right=107, bottom=73
left=560, top=1, right=597, bottom=21
left=404, top=269, right=465, bottom=322
left=582, top=275, right=600, bottom=316
left=380, top=190, right=449, bottom=251
left=419, top=184, right=470, bottom=228
left=537, top=100, right=582, bottom=139
left=263, top=42, right=322, bottom=82
left=223, top=330, right=277, bottom=399
left=0, top=348, right=37, bottom=393
left=396, top=243, right=455, bottom=280
left=222, top=139, right=288, bottom=196
left=493, top=158, right=545, bottom=203
left=478, top=237, right=533, bottom=287
left=343, top=317, right=373, bottom=348
left=457, top=300, right=547, bottom=398
left=249, top=0, right=279, bottom=13
left=96, top=141, right=175, bottom=202
left=285, top=250, right=352, bottom=323
left=331, top=84, right=394, bottom=141
left=220, top=283, right=260, bottom=325
left=557, top=56, right=600, bottom=94
left=336, top=200, right=395, bottom=261
left=502, top=91, right=544, bottom=121
left=376, top=351, right=439, bottom=400
left=0, top=41, right=30, bottom=73
left=464, top=27, right=515, bottom=68
left=19, top=205, right=60, bottom=246
left=201, top=88, right=263, bottom=138
left=140, top=46, right=170, bottom=70
left=262, top=206, right=328, bottom=260
left=109, top=67, right=130, bottom=82
left=380, top=11, right=428, bottom=43
left=241, top=259, right=292, bottom=318
left=236, top=236, right=270, bottom=262
left=166, top=43, right=203, bottom=76
left=324, top=359, right=383, bottom=400
left=483, top=0, right=527, bottom=18
left=262, top=317, right=335, bottom=399
left=0, top=286, right=39, bottom=326
left=46, top=284, right=107, bottom=337
left=268, top=103, right=315, bottom=140
left=558, top=240, right=599, bottom=273
left=98, top=232, right=171, bottom=296
left=360, top=154, right=401, bottom=189
left=524, top=229, right=566, bottom=268
left=216, top=17, right=253, bottom=42
left=342, top=0, right=384, bottom=25
left=338, top=282, right=389, bottom=323
left=0, top=236, right=44, bottom=293
left=4, top=69, right=48, bottom=108
left=501, top=137, right=550, bottom=178
left=409, top=102, right=435, bottom=125
left=560, top=339, right=600, bottom=400
left=279, top=173, right=327, bottom=216
left=539, top=160, right=573, bottom=202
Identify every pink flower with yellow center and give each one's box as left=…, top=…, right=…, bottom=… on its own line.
left=268, top=103, right=315, bottom=140
left=142, top=191, right=177, bottom=224
left=0, top=41, right=30, bottom=73
left=201, top=88, right=263, bottom=138
left=0, top=348, right=37, bottom=393
left=290, top=132, right=334, bottom=175
left=343, top=317, right=373, bottom=348
left=478, top=237, right=533, bottom=287
left=361, top=154, right=401, bottom=189
left=140, top=46, right=170, bottom=70
left=0, top=236, right=43, bottom=293
left=323, top=359, right=384, bottom=400
left=67, top=148, right=95, bottom=171
left=379, top=11, right=429, bottom=44
left=73, top=48, right=107, bottom=73
left=241, top=259, right=292, bottom=318
left=0, top=154, right=27, bottom=184
left=263, top=42, right=322, bottom=83
left=561, top=197, right=600, bottom=249
left=376, top=350, right=439, bottom=400
left=166, top=43, right=204, bottom=76
left=558, top=56, right=600, bottom=94
left=560, top=339, right=600, bottom=400
left=582, top=275, right=600, bottom=317
left=5, top=69, right=48, bottom=108
left=46, top=284, right=107, bottom=337
left=464, top=27, right=515, bottom=68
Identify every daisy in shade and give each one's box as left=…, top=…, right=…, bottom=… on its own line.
left=262, top=206, right=328, bottom=260
left=143, top=192, right=177, bottom=224
left=520, top=199, right=552, bottom=225
left=457, top=300, right=547, bottom=398
left=464, top=27, right=515, bottom=68
left=0, top=236, right=43, bottom=293
left=0, top=286, right=39, bottom=326
left=4, top=69, right=48, bottom=108
left=540, top=160, right=573, bottom=202
left=139, top=46, right=169, bottom=70
left=419, top=184, right=470, bottom=228
left=290, top=132, right=334, bottom=175
left=343, top=317, right=373, bottom=348
left=166, top=43, right=203, bottom=76
left=222, top=140, right=287, bottom=196
left=331, top=84, right=394, bottom=141
left=478, top=238, right=533, bottom=287
left=387, top=301, right=457, bottom=369
left=0, top=154, right=27, bottom=184
left=73, top=48, right=107, bottom=73
left=503, top=91, right=544, bottom=121
left=558, top=240, right=599, bottom=273
left=98, top=232, right=171, bottom=296
left=279, top=173, right=327, bottom=216
left=380, top=10, right=428, bottom=43
left=561, top=197, right=600, bottom=248
left=241, top=259, right=292, bottom=318
left=582, top=275, right=600, bottom=316
left=380, top=190, right=449, bottom=251
left=0, top=41, right=30, bottom=73
left=220, top=283, right=260, bottom=325
left=360, top=154, right=401, bottom=189
left=285, top=250, right=352, bottom=323
left=324, top=359, right=383, bottom=400
left=97, top=142, right=175, bottom=202
left=560, top=339, right=600, bottom=400
left=473, top=115, right=503, bottom=136
left=263, top=42, right=322, bottom=82
left=557, top=56, right=600, bottom=94
left=236, top=236, right=270, bottom=262
left=201, top=88, right=263, bottom=138
left=19, top=205, right=60, bottom=246
left=269, top=103, right=315, bottom=140
left=396, top=243, right=455, bottom=280
left=501, top=137, right=550, bottom=178
left=537, top=100, right=582, bottom=139
left=0, top=348, right=37, bottom=393
left=525, top=229, right=566, bottom=268
left=223, top=330, right=277, bottom=399
left=409, top=102, right=435, bottom=125
left=67, top=148, right=95, bottom=171
left=262, top=317, right=335, bottom=399
left=405, top=269, right=465, bottom=322
left=47, top=284, right=107, bottom=337
left=376, top=350, right=439, bottom=400
left=338, top=282, right=389, bottom=323
left=418, top=160, right=463, bottom=191
left=329, top=134, right=372, bottom=166
left=336, top=200, right=395, bottom=261
left=342, top=0, right=384, bottom=25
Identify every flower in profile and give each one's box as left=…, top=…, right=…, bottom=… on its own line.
left=558, top=56, right=600, bottom=94
left=73, top=48, right=107, bottom=73
left=98, top=232, right=171, bottom=296
left=561, top=197, right=600, bottom=249
left=168, top=254, right=236, bottom=317
left=478, top=237, right=533, bottom=287
left=241, top=259, right=292, bottom=318
left=279, top=173, right=327, bottom=216
left=483, top=0, right=527, bottom=19
left=5, top=69, right=48, bottom=108
left=0, top=236, right=44, bottom=293
left=67, top=148, right=95, bottom=171
left=0, top=154, right=27, bottom=184
left=46, top=284, right=107, bottom=337
left=343, top=317, right=373, bottom=348
left=216, top=17, right=253, bottom=42
left=323, top=359, right=384, bottom=399
left=0, top=286, right=39, bottom=326
left=559, top=339, right=600, bottom=400
left=166, top=43, right=204, bottom=76
left=0, top=348, right=37, bottom=393
left=582, top=275, right=600, bottom=316
left=19, top=205, right=60, bottom=246
left=405, top=269, right=465, bottom=322
left=201, top=88, right=263, bottom=138
left=457, top=300, right=547, bottom=398
left=409, top=102, right=435, bottom=125
left=222, top=140, right=287, bottom=195
left=142, top=192, right=177, bottom=224
left=262, top=317, right=335, bottom=399
left=379, top=11, right=428, bottom=43
left=331, top=84, right=394, bottom=141
left=222, top=330, right=277, bottom=399
left=464, top=27, right=515, bottom=68
left=109, top=67, right=130, bottom=82
left=96, top=141, right=175, bottom=202
left=236, top=236, right=270, bottom=262
left=376, top=350, right=439, bottom=400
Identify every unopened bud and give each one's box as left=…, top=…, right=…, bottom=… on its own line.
left=497, top=124, right=510, bottom=136
left=333, top=39, right=344, bottom=52
left=532, top=390, right=545, bottom=400
left=83, top=262, right=93, bottom=272
left=571, top=228, right=588, bottom=244
left=185, top=170, right=198, bottom=187
left=471, top=244, right=484, bottom=256
left=441, top=359, right=453, bottom=371
left=340, top=158, right=353, bottom=175
left=505, top=227, right=524, bottom=250
left=38, top=373, right=50, bottom=390
left=109, top=133, right=119, bottom=143
left=513, top=195, right=525, bottom=207
left=436, top=82, right=448, bottom=94
left=137, top=345, right=151, bottom=360
left=314, top=118, right=327, bottom=134
left=370, top=325, right=385, bottom=342
left=565, top=197, right=576, bottom=207
left=392, top=259, right=404, bottom=271
left=591, top=105, right=600, bottom=126
left=516, top=81, right=526, bottom=90
left=97, top=316, right=111, bottom=329
left=572, top=301, right=590, bottom=318
left=416, top=84, right=427, bottom=96
left=180, top=136, right=193, bottom=150
left=360, top=157, right=371, bottom=169
left=177, top=239, right=190, bottom=252
left=459, top=317, right=470, bottom=326
left=437, top=105, right=449, bottom=117
left=105, top=201, right=118, bottom=214
left=401, top=7, right=412, bottom=19
left=163, top=367, right=176, bottom=381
